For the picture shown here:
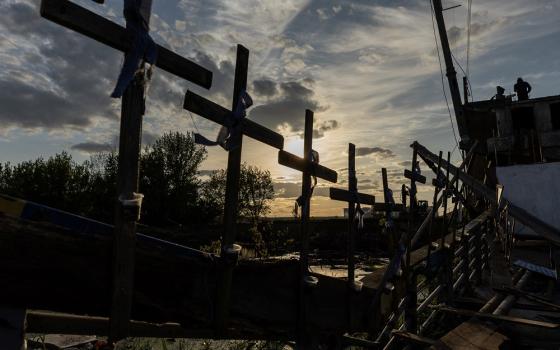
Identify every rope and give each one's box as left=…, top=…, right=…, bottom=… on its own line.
left=428, top=0, right=460, bottom=157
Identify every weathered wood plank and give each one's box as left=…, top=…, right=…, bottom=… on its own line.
left=40, top=0, right=212, bottom=89
left=183, top=90, right=284, bottom=149
left=278, top=150, right=337, bottom=183
left=432, top=306, right=560, bottom=328
left=437, top=320, right=508, bottom=350
left=404, top=169, right=426, bottom=184
left=110, top=68, right=145, bottom=341
left=329, top=188, right=375, bottom=206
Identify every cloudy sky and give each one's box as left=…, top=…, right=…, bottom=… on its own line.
left=1, top=0, right=559, bottom=216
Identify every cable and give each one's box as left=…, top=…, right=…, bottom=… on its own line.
left=429, top=0, right=461, bottom=157
left=451, top=51, right=474, bottom=101
left=466, top=0, right=472, bottom=79
left=188, top=110, right=202, bottom=135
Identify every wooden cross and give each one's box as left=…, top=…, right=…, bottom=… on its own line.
left=329, top=143, right=375, bottom=328
left=183, top=45, right=284, bottom=332
left=40, top=0, right=213, bottom=342
left=277, top=110, right=337, bottom=346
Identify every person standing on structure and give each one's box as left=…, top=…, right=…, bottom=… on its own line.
left=514, top=77, right=532, bottom=101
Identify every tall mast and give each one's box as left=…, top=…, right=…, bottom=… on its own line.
left=432, top=0, right=469, bottom=144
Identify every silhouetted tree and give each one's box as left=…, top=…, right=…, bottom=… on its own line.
left=139, top=132, right=207, bottom=226
left=200, top=163, right=274, bottom=225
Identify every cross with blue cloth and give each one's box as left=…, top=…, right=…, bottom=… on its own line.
left=111, top=0, right=158, bottom=98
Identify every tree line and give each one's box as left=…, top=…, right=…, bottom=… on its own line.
left=0, top=132, right=274, bottom=229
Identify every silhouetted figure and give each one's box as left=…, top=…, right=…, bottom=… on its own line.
left=492, top=86, right=505, bottom=101
left=514, top=77, right=532, bottom=101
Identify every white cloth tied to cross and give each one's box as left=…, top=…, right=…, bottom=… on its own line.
left=349, top=170, right=365, bottom=230
left=194, top=90, right=253, bottom=151
left=294, top=150, right=320, bottom=217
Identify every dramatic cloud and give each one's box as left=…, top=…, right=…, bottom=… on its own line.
left=249, top=78, right=328, bottom=134
left=0, top=1, right=122, bottom=130
left=313, top=120, right=340, bottom=139
left=356, top=147, right=395, bottom=158
left=71, top=142, right=112, bottom=154
left=2, top=0, right=559, bottom=217
left=252, top=79, right=278, bottom=97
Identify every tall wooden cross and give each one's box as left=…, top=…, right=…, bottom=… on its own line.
left=329, top=143, right=375, bottom=328
left=183, top=45, right=284, bottom=332
left=277, top=110, right=337, bottom=346
left=40, top=0, right=213, bottom=342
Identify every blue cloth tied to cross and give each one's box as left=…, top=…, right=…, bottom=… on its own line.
left=194, top=90, right=254, bottom=151
left=111, top=0, right=158, bottom=98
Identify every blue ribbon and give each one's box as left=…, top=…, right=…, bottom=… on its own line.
left=111, top=0, right=158, bottom=98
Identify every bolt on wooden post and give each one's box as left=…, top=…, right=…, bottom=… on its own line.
left=39, top=0, right=213, bottom=342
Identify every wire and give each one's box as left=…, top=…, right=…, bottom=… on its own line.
left=451, top=51, right=474, bottom=101
left=428, top=0, right=461, bottom=157
left=466, top=0, right=472, bottom=79
left=188, top=110, right=202, bottom=135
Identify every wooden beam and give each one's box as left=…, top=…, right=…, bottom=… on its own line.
left=415, top=141, right=560, bottom=244
left=329, top=188, right=375, bottom=206
left=27, top=311, right=217, bottom=339
left=183, top=90, right=284, bottom=149
left=432, top=305, right=560, bottom=329
left=40, top=0, right=212, bottom=89
left=404, top=169, right=426, bottom=184
left=278, top=150, right=337, bottom=183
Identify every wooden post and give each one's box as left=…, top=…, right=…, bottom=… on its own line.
left=475, top=223, right=483, bottom=284
left=298, top=110, right=314, bottom=347
left=382, top=168, right=395, bottom=255
left=110, top=0, right=155, bottom=340
left=462, top=229, right=471, bottom=293
left=440, top=152, right=451, bottom=247
left=347, top=143, right=356, bottom=294
left=215, top=45, right=250, bottom=332
left=277, top=112, right=337, bottom=348
left=427, top=151, right=443, bottom=261
left=405, top=145, right=418, bottom=333
left=329, top=144, right=375, bottom=330
left=110, top=71, right=146, bottom=342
